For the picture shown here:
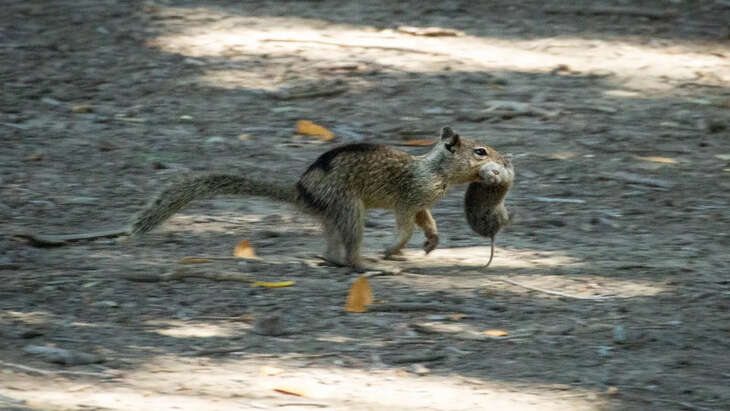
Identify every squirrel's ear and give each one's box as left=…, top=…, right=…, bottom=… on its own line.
left=440, top=127, right=454, bottom=140
left=441, top=127, right=460, bottom=153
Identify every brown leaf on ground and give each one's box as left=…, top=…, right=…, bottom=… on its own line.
left=71, top=105, right=93, bottom=113
left=633, top=155, right=677, bottom=164
left=233, top=240, right=258, bottom=259
left=251, top=281, right=295, bottom=288
left=397, top=26, right=464, bottom=37
left=296, top=120, right=335, bottom=141
left=400, top=138, right=436, bottom=146
left=274, top=386, right=306, bottom=397
left=179, top=257, right=214, bottom=264
left=345, top=276, right=374, bottom=313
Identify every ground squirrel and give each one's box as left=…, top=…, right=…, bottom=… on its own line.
left=464, top=154, right=514, bottom=267
left=130, top=127, right=501, bottom=269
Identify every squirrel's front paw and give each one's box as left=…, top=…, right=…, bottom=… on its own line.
left=423, top=233, right=439, bottom=255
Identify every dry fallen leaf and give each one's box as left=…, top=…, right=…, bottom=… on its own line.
left=549, top=152, right=577, bottom=160
left=179, top=257, right=214, bottom=264
left=401, top=138, right=436, bottom=146
left=483, top=329, right=509, bottom=337
left=296, top=120, right=335, bottom=141
left=233, top=240, right=258, bottom=259
left=274, top=385, right=307, bottom=397
left=71, top=104, right=93, bottom=113
left=251, top=281, right=295, bottom=288
left=633, top=155, right=677, bottom=164
left=397, top=26, right=464, bottom=37
left=345, top=276, right=374, bottom=313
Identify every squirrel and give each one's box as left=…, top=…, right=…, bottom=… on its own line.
left=129, top=126, right=501, bottom=270
left=464, top=153, right=514, bottom=267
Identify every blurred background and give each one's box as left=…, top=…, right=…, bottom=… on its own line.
left=1, top=1, right=729, bottom=410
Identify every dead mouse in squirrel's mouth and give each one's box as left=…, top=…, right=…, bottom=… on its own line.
left=464, top=153, right=514, bottom=267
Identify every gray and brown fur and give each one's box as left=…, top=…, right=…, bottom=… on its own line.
left=464, top=153, right=514, bottom=267
left=130, top=127, right=497, bottom=269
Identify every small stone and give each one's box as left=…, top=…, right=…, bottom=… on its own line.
left=38, top=285, right=57, bottom=293
left=205, top=136, right=225, bottom=144
left=410, top=363, right=430, bottom=375
left=23, top=345, right=103, bottom=365
left=707, top=119, right=726, bottom=133
left=71, top=105, right=93, bottom=113
left=423, top=107, right=451, bottom=115
left=65, top=196, right=99, bottom=205
left=253, top=314, right=286, bottom=336
left=41, top=97, right=62, bottom=106
left=613, top=325, right=627, bottom=344
left=544, top=324, right=574, bottom=335
left=93, top=300, right=118, bottom=308
left=19, top=328, right=44, bottom=339
left=597, top=345, right=613, bottom=356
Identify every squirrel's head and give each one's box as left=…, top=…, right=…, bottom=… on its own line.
left=433, top=126, right=505, bottom=184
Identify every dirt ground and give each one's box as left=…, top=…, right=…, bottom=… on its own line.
left=1, top=1, right=729, bottom=410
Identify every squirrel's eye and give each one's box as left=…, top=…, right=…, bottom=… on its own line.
left=474, top=148, right=487, bottom=156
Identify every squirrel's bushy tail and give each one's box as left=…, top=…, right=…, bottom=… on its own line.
left=129, top=174, right=296, bottom=235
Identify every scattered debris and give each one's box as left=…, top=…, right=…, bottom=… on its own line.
left=0, top=360, right=115, bottom=379
left=544, top=6, right=676, bottom=19
left=23, top=345, right=103, bottom=365
left=499, top=278, right=613, bottom=300
left=396, top=26, right=464, bottom=37
left=13, top=228, right=130, bottom=246
left=603, top=171, right=674, bottom=189
left=532, top=196, right=586, bottom=204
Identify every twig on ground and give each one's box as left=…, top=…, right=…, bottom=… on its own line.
left=601, top=171, right=674, bottom=189
left=368, top=303, right=469, bottom=313
left=0, top=393, right=26, bottom=405
left=277, top=403, right=329, bottom=408
left=185, top=345, right=252, bottom=356
left=14, top=228, right=129, bottom=246
left=499, top=278, right=612, bottom=300
left=261, top=38, right=450, bottom=57
left=272, top=87, right=348, bottom=100
left=250, top=353, right=338, bottom=360
left=122, top=268, right=256, bottom=283
left=0, top=360, right=116, bottom=378
left=386, top=352, right=446, bottom=364
left=1, top=122, right=29, bottom=130
left=544, top=6, right=676, bottom=19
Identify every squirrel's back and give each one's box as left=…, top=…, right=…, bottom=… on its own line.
left=296, top=143, right=446, bottom=212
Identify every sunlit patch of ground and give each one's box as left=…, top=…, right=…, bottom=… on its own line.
left=394, top=246, right=668, bottom=298
left=147, top=7, right=729, bottom=93
left=145, top=319, right=251, bottom=338
left=3, top=356, right=606, bottom=410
